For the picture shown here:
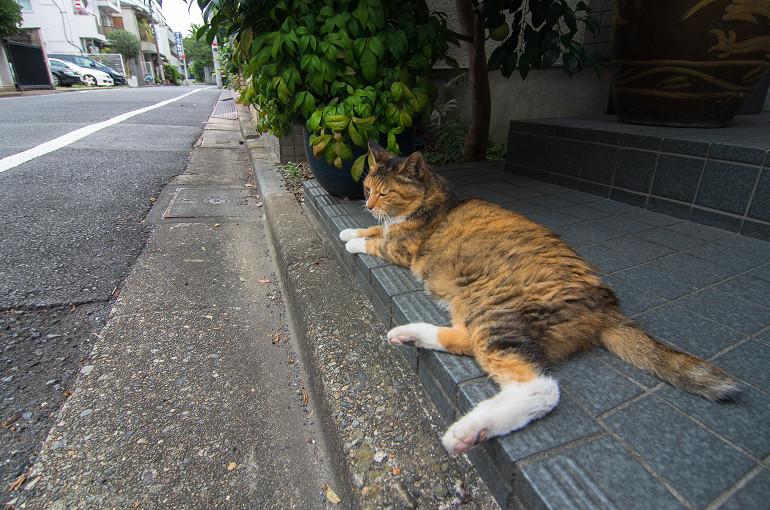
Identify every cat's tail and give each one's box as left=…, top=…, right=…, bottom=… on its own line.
left=598, top=315, right=740, bottom=401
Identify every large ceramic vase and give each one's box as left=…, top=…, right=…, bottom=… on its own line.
left=612, top=0, right=770, bottom=127
left=303, top=126, right=414, bottom=200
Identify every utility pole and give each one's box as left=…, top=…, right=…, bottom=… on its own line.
left=212, top=38, right=222, bottom=88
left=147, top=0, right=165, bottom=84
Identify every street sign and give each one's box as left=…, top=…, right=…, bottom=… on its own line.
left=174, top=32, right=184, bottom=57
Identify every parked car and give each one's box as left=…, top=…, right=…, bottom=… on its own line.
left=48, top=58, right=114, bottom=87
left=48, top=58, right=81, bottom=87
left=48, top=53, right=127, bottom=85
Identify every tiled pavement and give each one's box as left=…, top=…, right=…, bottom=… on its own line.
left=303, top=160, right=770, bottom=509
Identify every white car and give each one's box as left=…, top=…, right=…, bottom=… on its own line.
left=48, top=58, right=114, bottom=87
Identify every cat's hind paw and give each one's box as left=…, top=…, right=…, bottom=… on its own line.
left=442, top=419, right=488, bottom=454
left=339, top=228, right=359, bottom=241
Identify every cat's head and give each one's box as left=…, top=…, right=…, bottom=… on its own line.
left=362, top=141, right=429, bottom=221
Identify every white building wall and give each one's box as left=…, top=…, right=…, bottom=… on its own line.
left=18, top=0, right=105, bottom=54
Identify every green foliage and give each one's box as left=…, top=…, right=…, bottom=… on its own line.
left=106, top=29, right=141, bottom=61
left=484, top=0, right=603, bottom=80
left=0, top=0, right=23, bottom=39
left=183, top=24, right=214, bottom=82
left=424, top=120, right=505, bottom=165
left=196, top=0, right=453, bottom=178
left=163, top=63, right=181, bottom=85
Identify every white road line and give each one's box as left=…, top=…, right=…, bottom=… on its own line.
left=0, top=88, right=206, bottom=174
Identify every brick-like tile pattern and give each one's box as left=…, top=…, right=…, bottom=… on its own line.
left=505, top=113, right=770, bottom=241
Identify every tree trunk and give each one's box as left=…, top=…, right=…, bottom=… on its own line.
left=456, top=0, right=490, bottom=162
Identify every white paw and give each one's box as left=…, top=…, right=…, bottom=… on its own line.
left=345, top=238, right=367, bottom=254
left=387, top=323, right=444, bottom=350
left=339, top=228, right=359, bottom=241
left=442, top=415, right=488, bottom=454
left=442, top=377, right=560, bottom=454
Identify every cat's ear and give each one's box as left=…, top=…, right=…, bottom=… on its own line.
left=368, top=141, right=390, bottom=164
left=403, top=152, right=427, bottom=181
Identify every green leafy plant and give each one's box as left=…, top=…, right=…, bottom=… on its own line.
left=106, top=29, right=141, bottom=75
left=455, top=0, right=603, bottom=161
left=0, top=0, right=23, bottom=40
left=197, top=0, right=453, bottom=180
left=163, top=63, right=181, bottom=85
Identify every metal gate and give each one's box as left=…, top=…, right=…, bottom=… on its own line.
left=5, top=41, right=53, bottom=91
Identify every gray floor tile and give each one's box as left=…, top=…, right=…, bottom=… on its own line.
left=635, top=304, right=744, bottom=358
left=526, top=210, right=582, bottom=229
left=652, top=253, right=737, bottom=286
left=622, top=208, right=683, bottom=227
left=715, top=234, right=770, bottom=257
left=755, top=328, right=770, bottom=347
left=587, top=199, right=639, bottom=214
left=559, top=221, right=626, bottom=243
left=719, top=468, right=770, bottom=510
left=685, top=242, right=767, bottom=271
left=552, top=352, right=645, bottom=416
left=602, top=235, right=676, bottom=263
left=612, top=264, right=700, bottom=300
left=604, top=396, right=755, bottom=508
left=666, top=221, right=734, bottom=241
left=657, top=384, right=770, bottom=458
left=590, top=215, right=654, bottom=235
left=578, top=244, right=637, bottom=273
left=560, top=204, right=612, bottom=220
left=525, top=195, right=575, bottom=209
left=635, top=228, right=704, bottom=250
left=716, top=340, right=770, bottom=393
left=748, top=263, right=770, bottom=282
left=518, top=437, right=685, bottom=510
left=675, top=288, right=770, bottom=335
left=553, top=190, right=601, bottom=204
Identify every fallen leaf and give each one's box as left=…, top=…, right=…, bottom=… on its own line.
left=9, top=471, right=27, bottom=491
left=302, top=390, right=309, bottom=405
left=257, top=279, right=271, bottom=283
left=392, top=467, right=401, bottom=476
left=272, top=333, right=280, bottom=344
left=324, top=483, right=341, bottom=505
left=227, top=462, right=237, bottom=471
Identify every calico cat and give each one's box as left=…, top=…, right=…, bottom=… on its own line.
left=339, top=141, right=740, bottom=454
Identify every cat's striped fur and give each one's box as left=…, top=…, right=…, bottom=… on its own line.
left=340, top=141, right=740, bottom=453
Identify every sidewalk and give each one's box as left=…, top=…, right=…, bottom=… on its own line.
left=303, top=151, right=770, bottom=506
left=17, top=92, right=345, bottom=508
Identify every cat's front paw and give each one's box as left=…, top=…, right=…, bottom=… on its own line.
left=345, top=238, right=367, bottom=254
left=339, top=228, right=359, bottom=241
left=387, top=323, right=443, bottom=350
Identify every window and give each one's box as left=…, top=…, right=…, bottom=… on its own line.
left=15, top=0, right=32, bottom=11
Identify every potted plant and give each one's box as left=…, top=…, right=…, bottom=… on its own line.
left=612, top=0, right=770, bottom=127
left=197, top=0, right=452, bottom=198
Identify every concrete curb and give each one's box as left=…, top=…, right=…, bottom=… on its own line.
left=235, top=102, right=498, bottom=509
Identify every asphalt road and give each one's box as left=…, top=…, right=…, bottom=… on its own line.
left=0, top=85, right=222, bottom=308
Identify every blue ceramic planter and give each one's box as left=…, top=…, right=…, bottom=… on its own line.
left=303, top=126, right=414, bottom=199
